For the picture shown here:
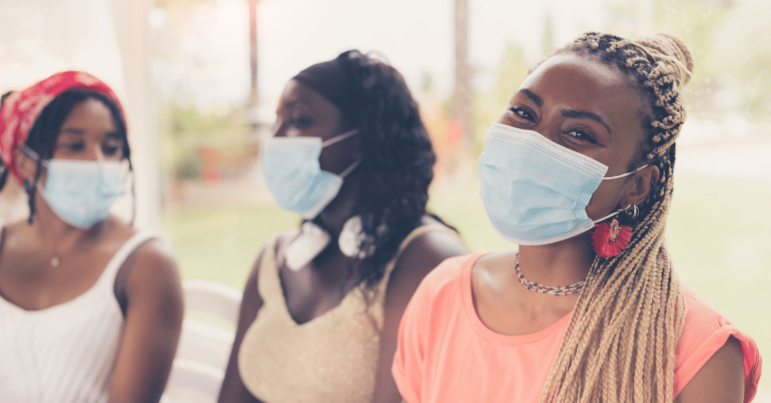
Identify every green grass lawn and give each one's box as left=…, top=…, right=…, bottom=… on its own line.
left=162, top=175, right=771, bottom=396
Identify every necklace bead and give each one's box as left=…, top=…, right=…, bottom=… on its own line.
left=514, top=254, right=584, bottom=296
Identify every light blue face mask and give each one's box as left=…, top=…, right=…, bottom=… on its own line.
left=262, top=129, right=360, bottom=219
left=477, top=123, right=647, bottom=245
left=40, top=159, right=127, bottom=228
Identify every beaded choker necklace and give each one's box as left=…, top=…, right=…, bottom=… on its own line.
left=514, top=254, right=584, bottom=296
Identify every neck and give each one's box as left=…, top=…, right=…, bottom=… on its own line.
left=517, top=233, right=595, bottom=287
left=31, top=193, right=106, bottom=255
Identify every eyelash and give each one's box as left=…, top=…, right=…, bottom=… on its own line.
left=565, top=129, right=597, bottom=144
left=58, top=142, right=122, bottom=155
left=510, top=106, right=535, bottom=122
left=511, top=107, right=598, bottom=145
left=290, top=117, right=313, bottom=129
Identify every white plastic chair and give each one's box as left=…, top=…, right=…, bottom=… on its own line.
left=163, top=280, right=243, bottom=403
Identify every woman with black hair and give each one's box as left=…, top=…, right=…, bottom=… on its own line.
left=218, top=51, right=467, bottom=403
left=0, top=71, right=183, bottom=403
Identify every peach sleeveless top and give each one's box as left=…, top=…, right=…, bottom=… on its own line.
left=393, top=253, right=762, bottom=403
left=239, top=225, right=456, bottom=403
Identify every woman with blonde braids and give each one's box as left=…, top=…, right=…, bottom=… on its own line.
left=392, top=32, right=761, bottom=403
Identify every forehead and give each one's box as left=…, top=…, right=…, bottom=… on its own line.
left=61, top=98, right=116, bottom=129
left=522, top=53, right=646, bottom=126
left=278, top=79, right=338, bottom=113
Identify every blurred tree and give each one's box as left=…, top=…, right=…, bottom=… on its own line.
left=249, top=0, right=259, bottom=107
left=471, top=44, right=529, bottom=155
left=542, top=13, right=555, bottom=57
left=607, top=0, right=771, bottom=121
left=452, top=0, right=472, bottom=144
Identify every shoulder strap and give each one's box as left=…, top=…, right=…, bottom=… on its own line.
left=100, top=230, right=158, bottom=290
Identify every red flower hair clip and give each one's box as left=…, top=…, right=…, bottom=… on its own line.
left=591, top=218, right=632, bottom=258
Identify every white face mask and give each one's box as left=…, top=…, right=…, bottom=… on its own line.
left=21, top=146, right=126, bottom=228
left=477, top=123, right=646, bottom=245
left=40, top=159, right=126, bottom=228
left=261, top=129, right=360, bottom=219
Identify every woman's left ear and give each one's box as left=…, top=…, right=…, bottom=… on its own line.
left=623, top=164, right=660, bottom=207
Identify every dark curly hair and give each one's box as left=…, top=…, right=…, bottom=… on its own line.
left=0, top=88, right=133, bottom=224
left=321, top=50, right=449, bottom=288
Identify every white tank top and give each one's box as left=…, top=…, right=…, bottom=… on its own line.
left=0, top=230, right=156, bottom=403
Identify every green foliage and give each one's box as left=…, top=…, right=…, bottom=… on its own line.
left=542, top=13, right=555, bottom=57
left=159, top=103, right=253, bottom=181
left=167, top=103, right=245, bottom=140
left=607, top=0, right=771, bottom=120
left=471, top=44, right=530, bottom=156
left=654, top=0, right=734, bottom=117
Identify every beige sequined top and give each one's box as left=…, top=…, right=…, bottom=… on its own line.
left=238, top=225, right=452, bottom=403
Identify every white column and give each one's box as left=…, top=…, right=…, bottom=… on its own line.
left=111, top=0, right=160, bottom=229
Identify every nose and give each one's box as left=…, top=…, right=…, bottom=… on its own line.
left=532, top=112, right=564, bottom=147
left=271, top=119, right=287, bottom=138
left=84, top=143, right=105, bottom=162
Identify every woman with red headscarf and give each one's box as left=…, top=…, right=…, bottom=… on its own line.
left=0, top=71, right=183, bottom=403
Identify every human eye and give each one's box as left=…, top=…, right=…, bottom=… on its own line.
left=290, top=116, right=313, bottom=129
left=102, top=143, right=122, bottom=156
left=565, top=129, right=597, bottom=144
left=59, top=141, right=85, bottom=152
left=509, top=106, right=535, bottom=122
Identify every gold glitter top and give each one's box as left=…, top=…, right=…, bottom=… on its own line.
left=238, top=225, right=453, bottom=403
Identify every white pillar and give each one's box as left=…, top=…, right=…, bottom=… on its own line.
left=111, top=0, right=160, bottom=229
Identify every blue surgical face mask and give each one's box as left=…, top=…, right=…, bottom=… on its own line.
left=262, top=129, right=360, bottom=219
left=40, top=159, right=127, bottom=228
left=477, top=123, right=646, bottom=245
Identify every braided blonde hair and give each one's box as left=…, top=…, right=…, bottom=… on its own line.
left=539, top=32, right=694, bottom=403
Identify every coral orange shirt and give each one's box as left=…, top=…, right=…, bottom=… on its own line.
left=393, top=253, right=762, bottom=403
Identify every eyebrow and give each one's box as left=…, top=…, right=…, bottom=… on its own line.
left=519, top=89, right=543, bottom=107
left=58, top=128, right=122, bottom=138
left=59, top=128, right=84, bottom=135
left=284, top=99, right=310, bottom=108
left=561, top=109, right=613, bottom=134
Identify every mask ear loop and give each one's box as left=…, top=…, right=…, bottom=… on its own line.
left=592, top=203, right=639, bottom=224
left=602, top=164, right=648, bottom=181
left=338, top=158, right=361, bottom=179
left=321, top=128, right=360, bottom=148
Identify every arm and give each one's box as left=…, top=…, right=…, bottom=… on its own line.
left=217, top=247, right=266, bottom=403
left=108, top=239, right=184, bottom=403
left=372, top=230, right=467, bottom=403
left=674, top=336, right=745, bottom=403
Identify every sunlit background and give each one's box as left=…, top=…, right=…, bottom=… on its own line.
left=0, top=0, right=769, bottom=398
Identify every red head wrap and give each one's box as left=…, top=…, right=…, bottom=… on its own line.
left=0, top=71, right=124, bottom=184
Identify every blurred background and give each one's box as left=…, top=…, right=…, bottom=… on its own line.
left=0, top=0, right=769, bottom=398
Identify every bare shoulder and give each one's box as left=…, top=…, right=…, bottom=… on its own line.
left=388, top=218, right=467, bottom=293
left=675, top=336, right=744, bottom=403
left=399, top=216, right=467, bottom=266
left=125, top=236, right=181, bottom=295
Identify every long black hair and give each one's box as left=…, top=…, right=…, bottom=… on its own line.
left=0, top=88, right=133, bottom=224
left=327, top=50, right=450, bottom=287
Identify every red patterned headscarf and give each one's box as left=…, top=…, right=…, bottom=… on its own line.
left=0, top=71, right=124, bottom=184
